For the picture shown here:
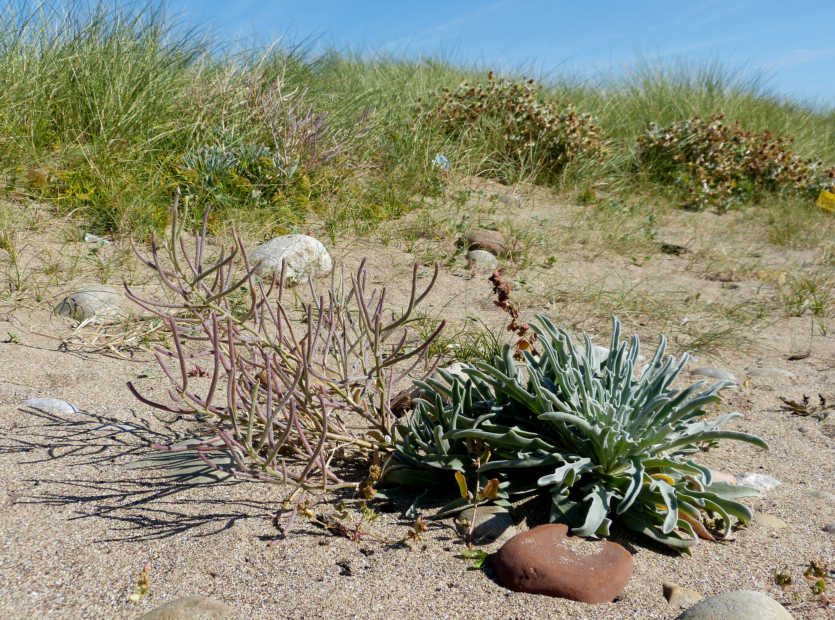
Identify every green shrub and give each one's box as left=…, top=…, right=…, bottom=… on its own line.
left=388, top=316, right=768, bottom=551
left=636, top=114, right=835, bottom=211
left=416, top=71, right=606, bottom=182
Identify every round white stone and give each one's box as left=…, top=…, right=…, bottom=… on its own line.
left=249, top=235, right=332, bottom=283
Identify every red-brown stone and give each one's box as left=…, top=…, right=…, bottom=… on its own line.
left=457, top=230, right=523, bottom=257
left=493, top=524, right=633, bottom=604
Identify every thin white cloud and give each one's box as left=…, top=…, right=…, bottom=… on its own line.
left=771, top=47, right=835, bottom=69
left=380, top=0, right=519, bottom=52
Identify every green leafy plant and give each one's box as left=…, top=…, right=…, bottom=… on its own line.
left=386, top=315, right=768, bottom=551
left=636, top=114, right=835, bottom=211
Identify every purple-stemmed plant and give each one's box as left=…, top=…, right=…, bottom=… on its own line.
left=124, top=189, right=444, bottom=501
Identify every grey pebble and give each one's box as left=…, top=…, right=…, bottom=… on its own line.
left=498, top=194, right=526, bottom=207
left=676, top=590, right=793, bottom=619
left=465, top=249, right=499, bottom=270
left=54, top=285, right=127, bottom=322
left=22, top=398, right=79, bottom=414
left=137, top=595, right=234, bottom=620
left=736, top=473, right=780, bottom=493
left=455, top=505, right=516, bottom=544
left=690, top=368, right=736, bottom=382
left=746, top=368, right=795, bottom=378
left=822, top=524, right=835, bottom=535
left=806, top=490, right=835, bottom=503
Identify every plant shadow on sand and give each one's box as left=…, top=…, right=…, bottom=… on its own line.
left=3, top=405, right=279, bottom=543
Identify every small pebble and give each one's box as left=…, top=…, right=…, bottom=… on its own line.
left=736, top=473, right=780, bottom=493
left=22, top=398, right=79, bottom=414
left=806, top=490, right=835, bottom=503
left=465, top=249, right=499, bottom=270
left=690, top=368, right=736, bottom=382
left=455, top=505, right=516, bottom=544
left=822, top=524, right=835, bottom=535
left=752, top=514, right=787, bottom=529
left=498, top=194, right=526, bottom=207
left=663, top=583, right=703, bottom=608
left=709, top=470, right=736, bottom=485
left=746, top=368, right=795, bottom=378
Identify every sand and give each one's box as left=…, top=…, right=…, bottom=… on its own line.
left=1, top=186, right=834, bottom=619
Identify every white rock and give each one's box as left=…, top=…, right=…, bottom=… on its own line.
left=746, top=368, right=795, bottom=378
left=675, top=590, right=793, bottom=619
left=23, top=398, right=79, bottom=414
left=249, top=235, right=332, bottom=283
left=690, top=368, right=736, bottom=382
left=736, top=473, right=780, bottom=493
left=465, top=249, right=499, bottom=270
left=54, top=285, right=126, bottom=321
left=580, top=345, right=646, bottom=364
left=84, top=233, right=111, bottom=244
left=434, top=362, right=470, bottom=384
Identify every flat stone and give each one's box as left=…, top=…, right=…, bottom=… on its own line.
left=494, top=523, right=633, bottom=604
left=746, top=368, right=795, bottom=378
left=675, top=590, right=793, bottom=619
left=709, top=470, right=736, bottom=485
left=120, top=438, right=241, bottom=484
left=465, top=249, right=499, bottom=270
left=752, top=514, right=787, bottom=529
left=22, top=398, right=79, bottom=414
left=822, top=524, right=835, bottom=535
left=249, top=234, right=332, bottom=283
left=457, top=230, right=522, bottom=258
left=806, top=490, right=835, bottom=503
left=433, top=362, right=470, bottom=385
left=736, top=473, right=780, bottom=494
left=55, top=285, right=126, bottom=321
left=664, top=583, right=703, bottom=608
left=455, top=505, right=516, bottom=544
left=137, top=596, right=234, bottom=620
left=498, top=194, right=526, bottom=208
left=690, top=368, right=736, bottom=382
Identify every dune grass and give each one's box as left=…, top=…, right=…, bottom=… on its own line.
left=1, top=1, right=834, bottom=240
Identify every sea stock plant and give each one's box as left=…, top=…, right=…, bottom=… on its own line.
left=388, top=315, right=769, bottom=551
left=124, top=190, right=445, bottom=513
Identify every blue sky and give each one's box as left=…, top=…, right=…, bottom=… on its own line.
left=168, top=0, right=835, bottom=103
